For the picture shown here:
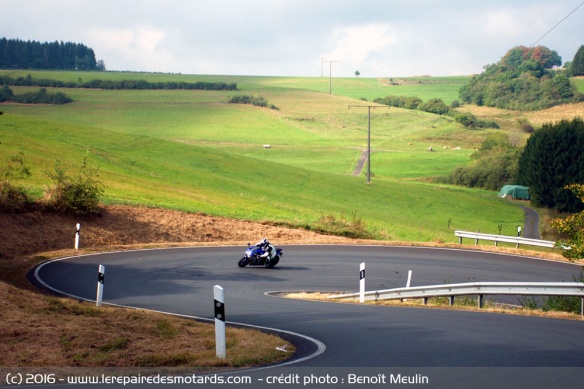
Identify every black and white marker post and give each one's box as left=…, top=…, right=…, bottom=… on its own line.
left=359, top=262, right=365, bottom=303
left=74, top=223, right=81, bottom=250
left=214, top=285, right=226, bottom=359
left=96, top=265, right=105, bottom=307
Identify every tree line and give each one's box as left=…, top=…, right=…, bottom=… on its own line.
left=0, top=74, right=237, bottom=91
left=0, top=38, right=103, bottom=71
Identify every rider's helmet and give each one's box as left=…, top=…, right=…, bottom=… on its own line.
left=260, top=238, right=269, bottom=246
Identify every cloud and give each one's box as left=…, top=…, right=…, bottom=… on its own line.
left=1, top=0, right=582, bottom=77
left=85, top=26, right=176, bottom=72
left=324, top=23, right=396, bottom=63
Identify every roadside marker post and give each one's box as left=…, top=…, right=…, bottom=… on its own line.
left=214, top=285, right=226, bottom=359
left=360, top=262, right=365, bottom=303
left=401, top=270, right=413, bottom=302
left=96, top=265, right=105, bottom=307
left=74, top=223, right=81, bottom=250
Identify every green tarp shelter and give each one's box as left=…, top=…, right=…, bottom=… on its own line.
left=498, top=185, right=531, bottom=200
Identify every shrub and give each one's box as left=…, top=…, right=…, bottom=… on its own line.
left=520, top=268, right=584, bottom=312
left=0, top=182, right=31, bottom=212
left=453, top=112, right=477, bottom=127
left=45, top=155, right=104, bottom=215
left=518, top=121, right=535, bottom=133
left=0, top=150, right=32, bottom=212
left=228, top=95, right=277, bottom=109
left=11, top=88, right=73, bottom=104
left=418, top=98, right=450, bottom=115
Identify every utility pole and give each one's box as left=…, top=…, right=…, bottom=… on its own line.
left=322, top=60, right=339, bottom=93
left=348, top=104, right=388, bottom=184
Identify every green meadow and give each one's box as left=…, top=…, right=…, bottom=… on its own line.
left=0, top=70, right=525, bottom=242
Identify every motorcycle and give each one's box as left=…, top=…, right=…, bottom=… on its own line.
left=238, top=243, right=283, bottom=268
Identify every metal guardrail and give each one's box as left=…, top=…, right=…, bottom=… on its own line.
left=455, top=230, right=557, bottom=248
left=329, top=282, right=584, bottom=315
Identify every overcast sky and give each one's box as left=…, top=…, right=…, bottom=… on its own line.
left=3, top=1, right=583, bottom=77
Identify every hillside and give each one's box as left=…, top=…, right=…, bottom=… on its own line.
left=2, top=70, right=580, bottom=243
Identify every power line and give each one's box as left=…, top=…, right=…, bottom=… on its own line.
left=530, top=1, right=584, bottom=47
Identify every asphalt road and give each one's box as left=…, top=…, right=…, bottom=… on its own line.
left=519, top=205, right=542, bottom=239
left=33, top=245, right=584, bottom=388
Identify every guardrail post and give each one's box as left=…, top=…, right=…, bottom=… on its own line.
left=214, top=285, right=226, bottom=359
left=96, top=264, right=105, bottom=307
left=449, top=296, right=455, bottom=306
left=581, top=298, right=583, bottom=317
left=478, top=294, right=484, bottom=309
left=359, top=262, right=365, bottom=303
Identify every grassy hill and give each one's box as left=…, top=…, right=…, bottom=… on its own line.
left=0, top=70, right=528, bottom=242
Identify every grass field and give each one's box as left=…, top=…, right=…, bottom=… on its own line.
left=0, top=70, right=543, bottom=243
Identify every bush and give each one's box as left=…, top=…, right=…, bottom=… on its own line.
left=0, top=182, right=31, bottom=212
left=45, top=156, right=104, bottom=215
left=418, top=98, right=450, bottom=115
left=11, top=88, right=73, bottom=104
left=519, top=268, right=584, bottom=312
left=0, top=85, right=14, bottom=102
left=228, top=95, right=277, bottom=109
left=445, top=133, right=519, bottom=190
left=373, top=95, right=423, bottom=110
left=453, top=112, right=477, bottom=127
left=518, top=120, right=535, bottom=133
left=0, top=150, right=32, bottom=212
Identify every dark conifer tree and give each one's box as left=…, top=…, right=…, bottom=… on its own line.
left=0, top=38, right=100, bottom=70
left=517, top=118, right=584, bottom=212
left=570, top=45, right=584, bottom=76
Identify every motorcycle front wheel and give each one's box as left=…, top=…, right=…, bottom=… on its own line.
left=238, top=257, right=249, bottom=267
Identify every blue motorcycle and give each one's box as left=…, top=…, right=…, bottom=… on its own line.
left=238, top=243, right=283, bottom=268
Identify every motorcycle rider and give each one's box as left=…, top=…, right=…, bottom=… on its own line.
left=257, top=238, right=276, bottom=263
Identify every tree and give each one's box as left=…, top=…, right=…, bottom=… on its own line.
left=96, top=59, right=106, bottom=71
left=0, top=38, right=100, bottom=70
left=0, top=85, right=13, bottom=102
left=516, top=118, right=584, bottom=212
left=551, top=184, right=584, bottom=260
left=570, top=45, right=584, bottom=76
